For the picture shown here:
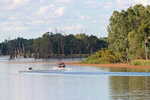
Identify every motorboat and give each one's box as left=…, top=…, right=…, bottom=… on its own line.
left=58, top=62, right=65, bottom=68
left=29, top=67, right=32, bottom=70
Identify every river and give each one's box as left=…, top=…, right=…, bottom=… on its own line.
left=0, top=56, right=150, bottom=100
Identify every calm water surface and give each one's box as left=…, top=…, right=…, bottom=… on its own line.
left=0, top=56, right=150, bottom=100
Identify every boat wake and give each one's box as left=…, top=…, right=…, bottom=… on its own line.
left=18, top=70, right=150, bottom=76
left=52, top=67, right=72, bottom=71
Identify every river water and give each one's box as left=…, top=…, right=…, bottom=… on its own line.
left=0, top=56, right=150, bottom=100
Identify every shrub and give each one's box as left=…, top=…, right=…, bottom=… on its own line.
left=80, top=49, right=119, bottom=64
left=130, top=60, right=150, bottom=66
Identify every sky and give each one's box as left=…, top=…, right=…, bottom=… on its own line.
left=0, top=0, right=150, bottom=43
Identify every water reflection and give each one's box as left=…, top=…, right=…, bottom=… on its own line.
left=1, top=57, right=150, bottom=100
left=7, top=73, right=110, bottom=100
left=109, top=67, right=150, bottom=72
left=108, top=67, right=150, bottom=99
left=110, top=76, right=150, bottom=100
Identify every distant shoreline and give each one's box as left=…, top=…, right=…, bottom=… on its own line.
left=6, top=61, right=150, bottom=68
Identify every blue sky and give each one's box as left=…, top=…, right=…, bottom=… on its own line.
left=0, top=0, right=150, bottom=42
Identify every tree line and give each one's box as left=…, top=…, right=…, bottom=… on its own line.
left=107, top=4, right=150, bottom=61
left=81, top=4, right=150, bottom=64
left=0, top=32, right=108, bottom=59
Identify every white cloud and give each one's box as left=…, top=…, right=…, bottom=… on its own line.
left=60, top=24, right=86, bottom=34
left=8, top=17, right=16, bottom=20
left=0, top=21, right=23, bottom=26
left=77, top=12, right=91, bottom=20
left=69, top=24, right=85, bottom=30
left=44, top=24, right=86, bottom=35
left=54, top=0, right=74, bottom=4
left=104, top=2, right=114, bottom=9
left=84, top=0, right=104, bottom=9
left=0, top=0, right=126, bottom=41
left=100, top=15, right=110, bottom=19
left=0, top=0, right=30, bottom=10
left=2, top=26, right=28, bottom=32
left=37, top=5, right=66, bottom=17
left=47, top=28, right=53, bottom=32
left=26, top=20, right=45, bottom=25
left=92, top=20, right=97, bottom=23
left=78, top=15, right=84, bottom=20
left=91, top=14, right=110, bottom=24
left=37, top=5, right=55, bottom=15
left=104, top=0, right=150, bottom=9
left=116, top=0, right=150, bottom=6
left=55, top=7, right=66, bottom=16
left=40, top=0, right=44, bottom=3
left=0, top=0, right=12, bottom=4
left=13, top=0, right=29, bottom=5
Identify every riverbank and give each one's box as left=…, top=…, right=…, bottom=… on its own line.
left=7, top=61, right=150, bottom=68
left=69, top=63, right=150, bottom=68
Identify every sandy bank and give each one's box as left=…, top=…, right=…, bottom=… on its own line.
left=69, top=63, right=150, bottom=68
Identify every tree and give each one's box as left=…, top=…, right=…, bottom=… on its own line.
left=108, top=4, right=150, bottom=61
left=55, top=29, right=66, bottom=58
left=138, top=24, right=150, bottom=60
left=65, top=34, right=77, bottom=57
left=89, top=35, right=99, bottom=54
left=33, top=37, right=43, bottom=58
left=0, top=32, right=108, bottom=58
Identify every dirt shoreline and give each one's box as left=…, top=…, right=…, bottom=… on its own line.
left=69, top=63, right=150, bottom=68
left=7, top=61, right=150, bottom=68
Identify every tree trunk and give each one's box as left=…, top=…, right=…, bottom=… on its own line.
left=0, top=49, right=1, bottom=56
left=70, top=50, right=73, bottom=58
left=144, top=36, right=148, bottom=60
left=61, top=48, right=64, bottom=58
left=90, top=48, right=93, bottom=55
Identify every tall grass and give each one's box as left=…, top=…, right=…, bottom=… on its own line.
left=130, top=60, right=150, bottom=66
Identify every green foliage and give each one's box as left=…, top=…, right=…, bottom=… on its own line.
left=108, top=4, right=150, bottom=61
left=80, top=49, right=119, bottom=64
left=4, top=38, right=34, bottom=56
left=130, top=60, right=150, bottom=66
left=33, top=33, right=108, bottom=58
left=0, top=33, right=108, bottom=58
left=127, top=30, right=145, bottom=60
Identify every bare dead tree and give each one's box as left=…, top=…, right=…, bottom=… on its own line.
left=7, top=37, right=14, bottom=60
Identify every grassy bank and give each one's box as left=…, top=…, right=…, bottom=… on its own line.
left=80, top=49, right=150, bottom=67
left=130, top=60, right=150, bottom=66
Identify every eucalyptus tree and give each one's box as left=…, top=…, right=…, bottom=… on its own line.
left=75, top=33, right=89, bottom=56
left=65, top=34, right=78, bottom=57
left=89, top=35, right=99, bottom=54
left=55, top=29, right=66, bottom=58
left=33, top=37, right=43, bottom=58
left=0, top=42, right=8, bottom=55
left=108, top=4, right=150, bottom=61
left=42, top=32, right=54, bottom=58
left=138, top=24, right=150, bottom=60
left=52, top=33, right=63, bottom=58
left=0, top=31, right=108, bottom=58
left=107, top=10, right=129, bottom=61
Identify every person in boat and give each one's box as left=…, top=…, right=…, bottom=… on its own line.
left=29, top=67, right=32, bottom=70
left=58, top=62, right=65, bottom=68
